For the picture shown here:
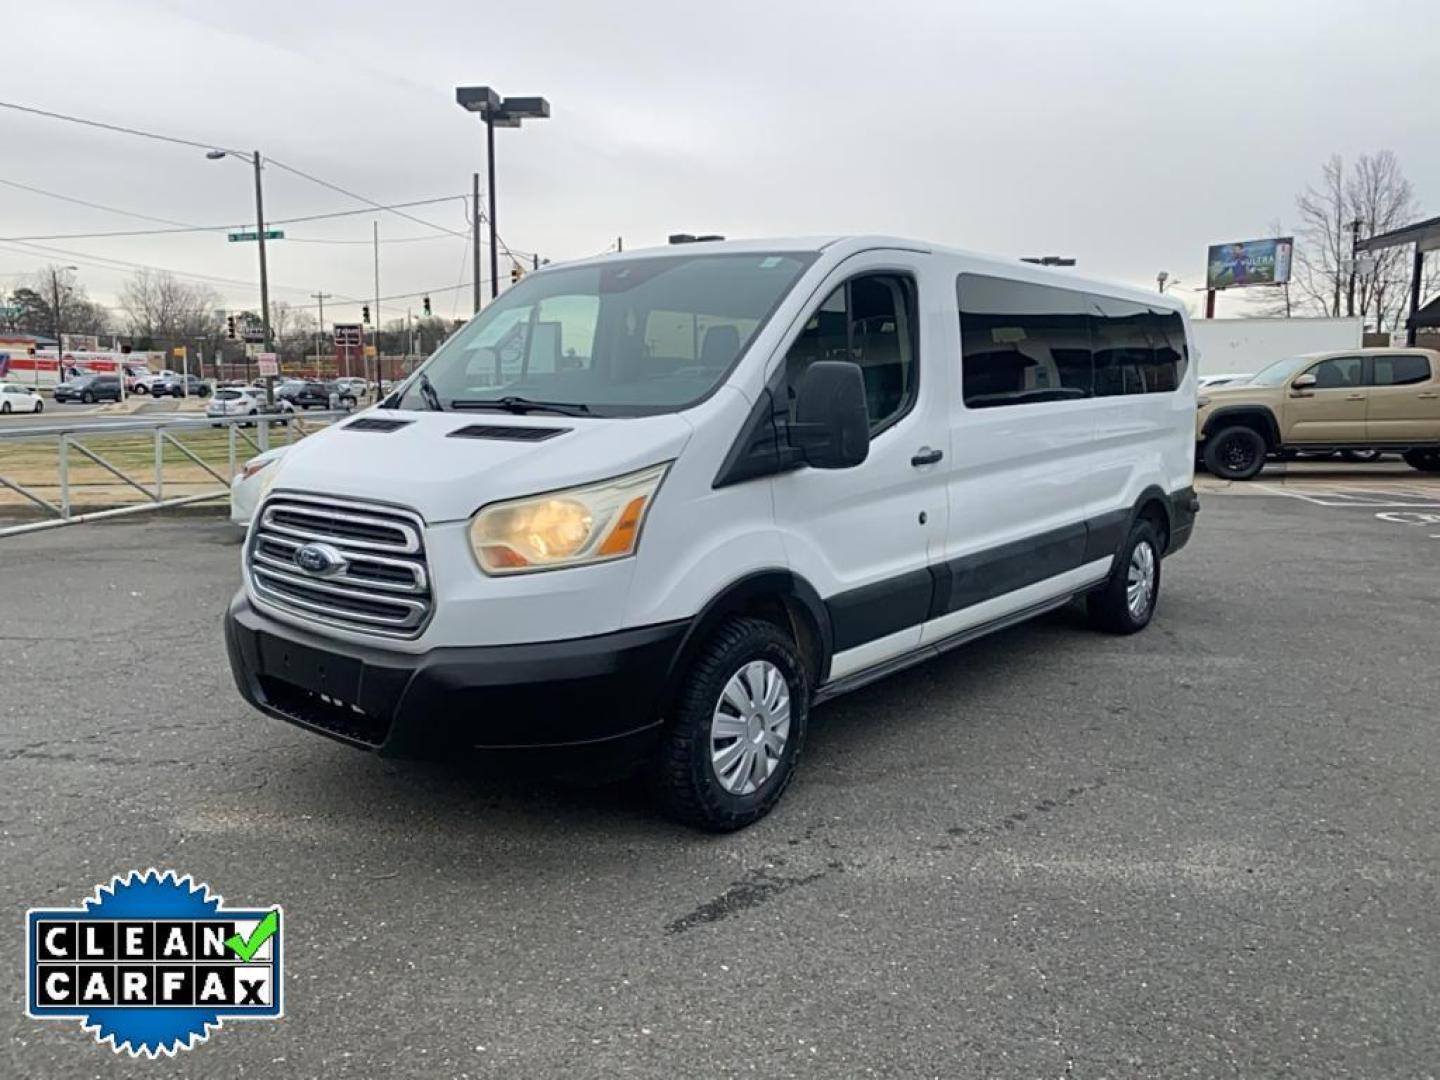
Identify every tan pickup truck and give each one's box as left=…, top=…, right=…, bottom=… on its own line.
left=1196, top=348, right=1440, bottom=479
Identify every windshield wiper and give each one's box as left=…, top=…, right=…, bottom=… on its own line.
left=417, top=372, right=444, bottom=412
left=450, top=395, right=593, bottom=417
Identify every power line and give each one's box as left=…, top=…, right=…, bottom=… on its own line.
left=0, top=176, right=470, bottom=241
left=0, top=98, right=469, bottom=241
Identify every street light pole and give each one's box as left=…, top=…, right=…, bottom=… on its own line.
left=486, top=118, right=499, bottom=301
left=472, top=171, right=482, bottom=313
left=456, top=86, right=550, bottom=302
left=252, top=151, right=274, bottom=405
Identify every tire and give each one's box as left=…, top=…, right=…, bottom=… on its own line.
left=1, top=402, right=9, bottom=414
left=1341, top=449, right=1383, bottom=463
left=34, top=400, right=42, bottom=414
left=134, top=384, right=148, bottom=396
left=650, top=616, right=810, bottom=832
left=81, top=391, right=94, bottom=404
left=1203, top=425, right=1267, bottom=480
left=1403, top=449, right=1440, bottom=473
left=1088, top=518, right=1163, bottom=634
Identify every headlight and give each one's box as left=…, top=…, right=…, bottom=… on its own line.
left=240, top=456, right=277, bottom=482
left=469, top=463, right=669, bottom=575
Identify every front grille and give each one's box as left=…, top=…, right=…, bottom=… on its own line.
left=248, top=494, right=432, bottom=637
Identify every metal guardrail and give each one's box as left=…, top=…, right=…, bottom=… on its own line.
left=0, top=410, right=351, bottom=538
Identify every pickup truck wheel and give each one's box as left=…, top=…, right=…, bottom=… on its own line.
left=650, top=616, right=809, bottom=832
left=1403, top=449, right=1440, bottom=472
left=1203, top=425, right=1267, bottom=480
left=1088, top=518, right=1162, bottom=634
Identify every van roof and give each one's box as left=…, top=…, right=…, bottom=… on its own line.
left=563, top=235, right=1185, bottom=311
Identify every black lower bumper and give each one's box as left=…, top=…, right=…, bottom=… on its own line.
left=224, top=593, right=687, bottom=757
left=1167, top=485, right=1200, bottom=556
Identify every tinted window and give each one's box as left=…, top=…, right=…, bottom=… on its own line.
left=958, top=275, right=1091, bottom=408
left=1371, top=354, right=1432, bottom=386
left=784, top=273, right=918, bottom=431
left=1307, top=355, right=1363, bottom=389
left=1089, top=296, right=1187, bottom=396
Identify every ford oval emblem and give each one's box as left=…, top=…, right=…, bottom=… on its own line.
left=293, top=542, right=344, bottom=576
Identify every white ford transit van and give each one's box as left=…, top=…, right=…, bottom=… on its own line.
left=225, top=236, right=1198, bottom=830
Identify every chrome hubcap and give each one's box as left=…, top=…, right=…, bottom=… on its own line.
left=1126, top=540, right=1157, bottom=619
left=710, top=660, right=791, bottom=796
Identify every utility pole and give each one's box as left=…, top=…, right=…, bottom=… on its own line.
left=1347, top=218, right=1362, bottom=319
left=311, top=291, right=331, bottom=377
left=472, top=172, right=482, bottom=314
left=617, top=236, right=623, bottom=253
left=373, top=221, right=381, bottom=396
left=253, top=150, right=273, bottom=406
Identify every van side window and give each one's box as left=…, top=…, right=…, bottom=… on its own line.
left=1370, top=354, right=1432, bottom=386
left=783, top=273, right=917, bottom=433
left=957, top=275, right=1091, bottom=408
left=1091, top=296, right=1187, bottom=397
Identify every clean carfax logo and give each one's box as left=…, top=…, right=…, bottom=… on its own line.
left=25, top=869, right=283, bottom=1057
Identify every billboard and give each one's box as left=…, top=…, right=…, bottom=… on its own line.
left=1206, top=238, right=1293, bottom=290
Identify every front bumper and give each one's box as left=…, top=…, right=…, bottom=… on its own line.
left=224, top=593, right=687, bottom=757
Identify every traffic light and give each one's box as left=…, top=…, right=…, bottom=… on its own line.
left=226, top=316, right=236, bottom=340
left=510, top=264, right=523, bottom=285
left=362, top=305, right=370, bottom=325
left=422, top=296, right=431, bottom=317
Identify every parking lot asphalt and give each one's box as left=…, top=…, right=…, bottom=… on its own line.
left=3, top=487, right=1439, bottom=1078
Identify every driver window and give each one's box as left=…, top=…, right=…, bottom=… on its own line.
left=1306, top=355, right=1362, bottom=389
left=783, top=273, right=917, bottom=433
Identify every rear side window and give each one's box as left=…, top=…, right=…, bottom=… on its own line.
left=957, top=274, right=1188, bottom=407
left=1371, top=354, right=1432, bottom=386
left=957, top=276, right=1090, bottom=408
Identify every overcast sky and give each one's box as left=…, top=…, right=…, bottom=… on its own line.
left=2, top=0, right=1435, bottom=327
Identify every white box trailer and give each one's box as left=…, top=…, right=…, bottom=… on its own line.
left=1190, top=316, right=1363, bottom=377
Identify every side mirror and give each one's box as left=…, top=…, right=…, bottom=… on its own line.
left=789, top=361, right=870, bottom=469
left=1291, top=373, right=1317, bottom=392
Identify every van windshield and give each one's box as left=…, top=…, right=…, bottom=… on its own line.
left=397, top=251, right=815, bottom=416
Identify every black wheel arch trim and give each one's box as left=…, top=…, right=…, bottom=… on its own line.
left=1202, top=406, right=1281, bottom=447
left=664, top=569, right=834, bottom=693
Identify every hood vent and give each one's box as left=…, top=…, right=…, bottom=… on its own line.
left=344, top=418, right=414, bottom=433
left=447, top=424, right=569, bottom=442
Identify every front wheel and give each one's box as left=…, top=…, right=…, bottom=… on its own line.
left=81, top=391, right=94, bottom=404
left=1203, top=425, right=1268, bottom=480
left=34, top=400, right=43, bottom=414
left=1088, top=518, right=1162, bottom=634
left=650, top=616, right=810, bottom=831
left=1404, top=448, right=1440, bottom=473
left=1, top=402, right=10, bottom=414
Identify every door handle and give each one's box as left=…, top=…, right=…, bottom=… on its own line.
left=1418, top=392, right=1439, bottom=400
left=911, top=447, right=944, bottom=467
left=1345, top=393, right=1365, bottom=400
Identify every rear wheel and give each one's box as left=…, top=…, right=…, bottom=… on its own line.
left=1088, top=518, right=1162, bottom=634
left=1403, top=448, right=1440, bottom=473
left=650, top=616, right=809, bottom=831
left=1203, top=425, right=1267, bottom=480
left=33, top=399, right=43, bottom=414
left=1, top=401, right=10, bottom=414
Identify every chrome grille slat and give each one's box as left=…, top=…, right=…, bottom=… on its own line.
left=248, top=494, right=432, bottom=638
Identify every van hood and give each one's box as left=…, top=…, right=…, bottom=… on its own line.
left=267, top=409, right=695, bottom=523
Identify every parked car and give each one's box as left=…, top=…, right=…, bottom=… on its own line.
left=207, top=388, right=295, bottom=423
left=333, top=377, right=368, bottom=398
left=230, top=446, right=289, bottom=527
left=277, top=379, right=341, bottom=410
left=53, top=375, right=122, bottom=404
left=1196, top=348, right=1440, bottom=479
left=151, top=374, right=211, bottom=398
left=0, top=382, right=44, bottom=414
left=225, top=235, right=1200, bottom=831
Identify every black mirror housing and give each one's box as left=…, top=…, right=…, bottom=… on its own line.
left=790, top=361, right=870, bottom=469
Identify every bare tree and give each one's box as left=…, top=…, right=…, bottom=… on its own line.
left=1279, top=151, right=1433, bottom=333
left=118, top=269, right=223, bottom=348
left=4, top=267, right=110, bottom=339
left=269, top=301, right=318, bottom=361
